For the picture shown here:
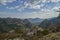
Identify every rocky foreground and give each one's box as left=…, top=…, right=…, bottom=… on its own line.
left=39, top=32, right=60, bottom=40
left=2, top=32, right=60, bottom=40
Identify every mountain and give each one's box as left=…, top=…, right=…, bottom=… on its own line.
left=23, top=19, right=32, bottom=28
left=39, top=17, right=60, bottom=28
left=0, top=18, right=32, bottom=33
left=0, top=18, right=60, bottom=40
left=27, top=18, right=44, bottom=25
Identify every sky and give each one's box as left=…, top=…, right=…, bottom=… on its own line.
left=0, top=0, right=60, bottom=19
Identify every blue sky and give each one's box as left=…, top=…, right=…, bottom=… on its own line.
left=0, top=0, right=60, bottom=19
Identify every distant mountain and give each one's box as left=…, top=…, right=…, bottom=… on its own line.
left=27, top=18, right=44, bottom=25
left=39, top=17, right=60, bottom=28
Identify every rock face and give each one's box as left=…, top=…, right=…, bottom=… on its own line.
left=39, top=32, right=60, bottom=40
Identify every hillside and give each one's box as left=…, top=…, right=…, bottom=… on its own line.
left=39, top=17, right=60, bottom=28
left=0, top=18, right=32, bottom=33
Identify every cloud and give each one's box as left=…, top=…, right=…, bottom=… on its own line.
left=50, top=0, right=60, bottom=2
left=0, top=0, right=60, bottom=12
left=30, top=10, right=59, bottom=19
left=40, top=0, right=60, bottom=2
left=0, top=0, right=60, bottom=19
left=6, top=7, right=15, bottom=9
left=52, top=6, right=60, bottom=10
left=0, top=9, right=59, bottom=19
left=28, top=5, right=41, bottom=9
left=0, top=0, right=16, bottom=5
left=18, top=0, right=60, bottom=11
left=16, top=0, right=45, bottom=11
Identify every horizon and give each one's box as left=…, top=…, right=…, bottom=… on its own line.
left=0, top=16, right=58, bottom=19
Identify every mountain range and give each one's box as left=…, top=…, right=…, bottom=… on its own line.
left=27, top=18, right=44, bottom=25
left=0, top=18, right=32, bottom=33
left=0, top=16, right=60, bottom=33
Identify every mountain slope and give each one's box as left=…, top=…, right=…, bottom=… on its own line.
left=39, top=17, right=60, bottom=28
left=0, top=18, right=32, bottom=33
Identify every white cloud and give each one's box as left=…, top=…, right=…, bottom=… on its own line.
left=0, top=0, right=60, bottom=19
left=30, top=10, right=59, bottom=19
left=52, top=6, right=60, bottom=10
left=0, top=0, right=60, bottom=12
left=16, top=0, right=60, bottom=11
left=50, top=0, right=60, bottom=2
left=6, top=7, right=15, bottom=9
left=51, top=6, right=60, bottom=12
left=28, top=5, right=41, bottom=9
left=0, top=10, right=59, bottom=19
left=0, top=0, right=16, bottom=5
left=16, top=2, right=29, bottom=11
left=6, top=1, right=28, bottom=11
left=41, top=0, right=60, bottom=2
left=1, top=0, right=43, bottom=10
